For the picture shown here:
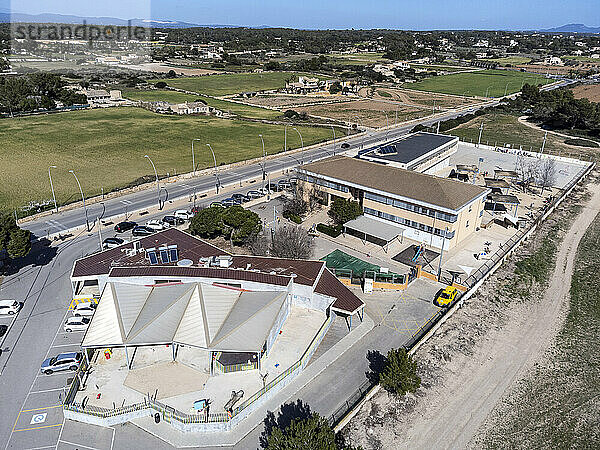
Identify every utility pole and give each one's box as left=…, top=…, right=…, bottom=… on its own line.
left=477, top=122, right=484, bottom=147
left=541, top=131, right=548, bottom=154
left=48, top=165, right=58, bottom=213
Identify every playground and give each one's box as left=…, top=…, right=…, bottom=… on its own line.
left=392, top=244, right=440, bottom=270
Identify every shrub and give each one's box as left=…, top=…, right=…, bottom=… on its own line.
left=154, top=81, right=167, bottom=89
left=379, top=348, right=421, bottom=396
left=316, top=223, right=342, bottom=238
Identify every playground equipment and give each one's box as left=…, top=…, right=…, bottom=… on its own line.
left=411, top=244, right=424, bottom=262
left=193, top=399, right=211, bottom=413
left=224, top=390, right=244, bottom=413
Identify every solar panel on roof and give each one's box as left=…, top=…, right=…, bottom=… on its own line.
left=146, top=248, right=158, bottom=265
left=378, top=145, right=397, bottom=154
left=159, top=247, right=169, bottom=264
left=168, top=245, right=179, bottom=263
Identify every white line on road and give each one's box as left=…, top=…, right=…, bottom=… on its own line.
left=50, top=343, right=81, bottom=349
left=58, top=439, right=101, bottom=450
left=29, top=387, right=67, bottom=395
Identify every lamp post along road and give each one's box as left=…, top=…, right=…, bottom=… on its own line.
left=259, top=134, right=266, bottom=181
left=192, top=139, right=202, bottom=175
left=206, top=144, right=219, bottom=194
left=292, top=128, right=304, bottom=164
left=69, top=170, right=90, bottom=231
left=330, top=126, right=336, bottom=155
left=48, top=165, right=58, bottom=213
left=144, top=155, right=161, bottom=210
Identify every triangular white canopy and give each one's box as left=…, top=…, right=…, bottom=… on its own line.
left=82, top=281, right=287, bottom=352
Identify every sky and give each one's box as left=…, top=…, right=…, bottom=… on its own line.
left=4, top=0, right=600, bottom=30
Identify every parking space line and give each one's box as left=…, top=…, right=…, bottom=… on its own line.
left=50, top=343, right=81, bottom=348
left=21, top=405, right=63, bottom=413
left=58, top=440, right=101, bottom=450
left=13, top=424, right=63, bottom=433
left=26, top=445, right=57, bottom=450
left=54, top=419, right=65, bottom=450
left=29, top=387, right=67, bottom=395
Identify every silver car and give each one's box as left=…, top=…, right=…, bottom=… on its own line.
left=40, top=352, right=82, bottom=375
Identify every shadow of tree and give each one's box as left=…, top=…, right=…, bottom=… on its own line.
left=1, top=238, right=57, bottom=276
left=365, top=349, right=387, bottom=384
left=259, top=399, right=312, bottom=448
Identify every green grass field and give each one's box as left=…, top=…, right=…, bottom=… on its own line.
left=121, top=89, right=280, bottom=120
left=404, top=69, right=552, bottom=97
left=0, top=108, right=335, bottom=210
left=166, top=72, right=327, bottom=97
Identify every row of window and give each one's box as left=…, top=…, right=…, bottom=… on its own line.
left=364, top=192, right=457, bottom=223
left=298, top=173, right=349, bottom=193
left=364, top=207, right=456, bottom=239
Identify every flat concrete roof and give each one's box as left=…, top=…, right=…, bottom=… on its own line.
left=344, top=215, right=405, bottom=243
left=360, top=132, right=457, bottom=165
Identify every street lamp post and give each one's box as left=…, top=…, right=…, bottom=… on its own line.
left=504, top=82, right=510, bottom=97
left=284, top=124, right=288, bottom=152
left=144, top=155, right=161, bottom=210
left=477, top=122, right=484, bottom=148
left=205, top=144, right=219, bottom=194
left=68, top=170, right=90, bottom=231
left=192, top=138, right=202, bottom=175
left=330, top=126, right=336, bottom=155
left=259, top=134, right=266, bottom=181
left=383, top=111, right=389, bottom=142
left=48, top=165, right=58, bottom=213
left=292, top=127, right=304, bottom=164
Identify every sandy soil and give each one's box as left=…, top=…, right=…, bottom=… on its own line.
left=242, top=95, right=353, bottom=109
left=571, top=83, right=600, bottom=103
left=344, top=180, right=599, bottom=449
left=359, top=87, right=481, bottom=109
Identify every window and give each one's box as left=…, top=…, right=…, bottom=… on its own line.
left=364, top=207, right=455, bottom=239
left=364, top=192, right=457, bottom=223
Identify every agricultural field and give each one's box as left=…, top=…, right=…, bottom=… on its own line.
left=403, top=69, right=553, bottom=97
left=486, top=56, right=533, bottom=65
left=571, top=83, right=600, bottom=103
left=275, top=52, right=387, bottom=66
left=166, top=72, right=327, bottom=97
left=121, top=88, right=280, bottom=120
left=363, top=87, right=482, bottom=109
left=410, top=64, right=468, bottom=73
left=448, top=113, right=597, bottom=160
left=0, top=108, right=336, bottom=210
left=243, top=94, right=352, bottom=109
left=296, top=99, right=431, bottom=127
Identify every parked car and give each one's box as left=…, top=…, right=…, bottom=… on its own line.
left=267, top=183, right=280, bottom=192
left=221, top=198, right=237, bottom=207
left=232, top=193, right=250, bottom=203
left=341, top=142, right=351, bottom=149
left=246, top=190, right=262, bottom=199
left=102, top=237, right=128, bottom=249
left=146, top=219, right=168, bottom=231
left=64, top=316, right=90, bottom=332
left=40, top=352, right=82, bottom=375
left=72, top=302, right=97, bottom=317
left=278, top=180, right=292, bottom=190
left=132, top=226, right=154, bottom=237
left=258, top=187, right=269, bottom=195
left=0, top=325, right=7, bottom=338
left=209, top=202, right=223, bottom=208
left=174, top=210, right=193, bottom=221
left=114, top=221, right=137, bottom=233
left=0, top=300, right=21, bottom=315
left=435, top=286, right=459, bottom=307
left=162, top=215, right=184, bottom=226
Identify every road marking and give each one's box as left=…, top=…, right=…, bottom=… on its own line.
left=26, top=445, right=57, bottom=450
left=50, top=343, right=81, bottom=349
left=54, top=419, right=65, bottom=450
left=30, top=413, right=47, bottom=425
left=30, top=387, right=67, bottom=395
left=58, top=440, right=101, bottom=450
left=22, top=405, right=63, bottom=413
left=120, top=200, right=133, bottom=205
left=12, top=424, right=63, bottom=433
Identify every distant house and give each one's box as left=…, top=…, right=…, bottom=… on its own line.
left=284, top=76, right=323, bottom=94
left=171, top=102, right=211, bottom=115
left=544, top=56, right=564, bottom=66
left=83, top=89, right=111, bottom=104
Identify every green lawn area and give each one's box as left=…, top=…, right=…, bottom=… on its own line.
left=0, top=108, right=335, bottom=211
left=404, top=69, right=552, bottom=97
left=166, top=71, right=328, bottom=97
left=448, top=113, right=595, bottom=157
left=563, top=55, right=600, bottom=62
left=121, top=88, right=280, bottom=120
left=487, top=56, right=533, bottom=65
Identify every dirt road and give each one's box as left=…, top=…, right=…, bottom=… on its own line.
left=399, top=182, right=600, bottom=450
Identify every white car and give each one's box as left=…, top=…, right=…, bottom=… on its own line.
left=72, top=302, right=97, bottom=317
left=146, top=219, right=168, bottom=231
left=0, top=300, right=21, bottom=315
left=174, top=210, right=192, bottom=221
left=64, top=316, right=90, bottom=332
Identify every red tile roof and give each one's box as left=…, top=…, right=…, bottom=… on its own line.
left=108, top=266, right=291, bottom=286
left=315, top=268, right=364, bottom=314
left=71, top=228, right=228, bottom=278
left=230, top=255, right=325, bottom=287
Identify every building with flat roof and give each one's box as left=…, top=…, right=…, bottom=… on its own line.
left=358, top=132, right=459, bottom=174
left=297, top=155, right=489, bottom=250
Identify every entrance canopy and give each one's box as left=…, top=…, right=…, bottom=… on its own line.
left=344, top=215, right=405, bottom=244
left=82, top=281, right=287, bottom=353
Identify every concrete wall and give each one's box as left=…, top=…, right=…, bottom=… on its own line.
left=266, top=294, right=291, bottom=354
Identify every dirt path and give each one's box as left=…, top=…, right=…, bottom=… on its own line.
left=398, top=181, right=600, bottom=450
left=517, top=116, right=600, bottom=146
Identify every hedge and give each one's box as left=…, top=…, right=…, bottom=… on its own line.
left=316, top=223, right=343, bottom=238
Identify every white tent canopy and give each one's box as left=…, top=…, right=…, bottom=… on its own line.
left=82, top=281, right=287, bottom=353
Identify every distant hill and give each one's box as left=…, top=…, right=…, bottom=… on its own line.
left=540, top=24, right=600, bottom=34
left=0, top=12, right=233, bottom=28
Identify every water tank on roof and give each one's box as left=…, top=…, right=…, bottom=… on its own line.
left=177, top=259, right=193, bottom=267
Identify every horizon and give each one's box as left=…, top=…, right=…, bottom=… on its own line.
left=3, top=0, right=600, bottom=31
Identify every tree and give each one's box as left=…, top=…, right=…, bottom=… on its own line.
left=189, top=207, right=223, bottom=238
left=329, top=81, right=342, bottom=95
left=221, top=206, right=261, bottom=246
left=7, top=228, right=31, bottom=259
left=379, top=348, right=421, bottom=396
left=154, top=81, right=167, bottom=89
left=539, top=158, right=557, bottom=194
left=166, top=69, right=177, bottom=78
left=264, top=61, right=281, bottom=71
left=516, top=157, right=537, bottom=193
left=328, top=198, right=362, bottom=226
left=270, top=225, right=314, bottom=259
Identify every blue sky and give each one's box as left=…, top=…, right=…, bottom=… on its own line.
left=5, top=0, right=600, bottom=30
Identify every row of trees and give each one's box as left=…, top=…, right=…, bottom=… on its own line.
left=0, top=73, right=87, bottom=115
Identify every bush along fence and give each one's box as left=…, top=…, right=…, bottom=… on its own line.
left=330, top=157, right=596, bottom=430
left=63, top=313, right=335, bottom=433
